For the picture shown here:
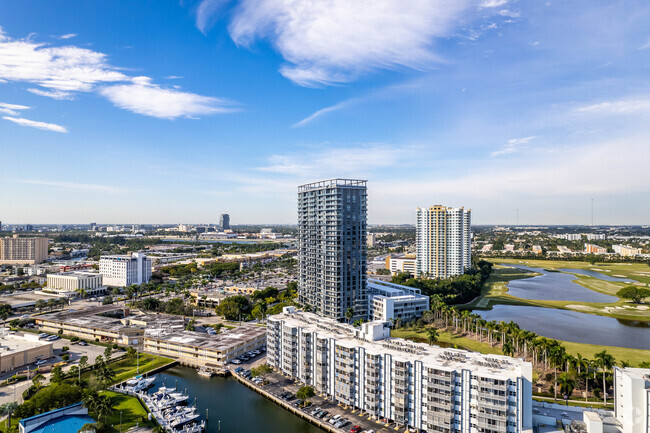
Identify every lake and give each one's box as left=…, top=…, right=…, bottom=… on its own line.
left=148, top=366, right=322, bottom=433
left=501, top=264, right=618, bottom=302
left=476, top=304, right=650, bottom=350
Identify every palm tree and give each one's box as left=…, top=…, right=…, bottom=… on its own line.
left=426, top=328, right=439, bottom=346
left=345, top=307, right=354, bottom=324
left=549, top=345, right=566, bottom=400
left=502, top=341, right=515, bottom=356
left=558, top=372, right=576, bottom=399
left=594, top=350, right=615, bottom=405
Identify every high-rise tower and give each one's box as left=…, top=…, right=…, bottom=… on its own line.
left=415, top=205, right=471, bottom=278
left=219, top=214, right=230, bottom=231
left=298, top=179, right=367, bottom=321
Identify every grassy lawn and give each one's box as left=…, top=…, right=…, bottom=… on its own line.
left=82, top=353, right=173, bottom=387
left=467, top=264, right=650, bottom=321
left=392, top=326, right=650, bottom=367
left=492, top=258, right=650, bottom=285
left=95, top=391, right=154, bottom=433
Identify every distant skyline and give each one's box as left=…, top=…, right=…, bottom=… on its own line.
left=1, top=1, right=649, bottom=225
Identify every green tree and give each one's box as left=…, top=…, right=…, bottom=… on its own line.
left=251, top=364, right=272, bottom=377
left=345, top=307, right=354, bottom=324
left=558, top=372, right=576, bottom=398
left=215, top=296, right=251, bottom=320
left=426, top=328, right=439, bottom=346
left=50, top=366, right=64, bottom=383
left=0, top=303, right=11, bottom=326
left=94, top=365, right=115, bottom=390
left=617, top=286, right=650, bottom=304
left=79, top=355, right=89, bottom=371
left=296, top=385, right=315, bottom=401
left=594, top=350, right=615, bottom=405
left=103, top=347, right=112, bottom=363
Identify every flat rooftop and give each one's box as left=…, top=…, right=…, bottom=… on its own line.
left=0, top=332, right=52, bottom=354
left=274, top=311, right=530, bottom=380
left=145, top=325, right=266, bottom=352
left=36, top=306, right=185, bottom=332
left=0, top=291, right=61, bottom=308
left=298, top=178, right=367, bottom=191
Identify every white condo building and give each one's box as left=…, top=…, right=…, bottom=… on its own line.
left=614, top=367, right=650, bottom=433
left=268, top=307, right=533, bottom=433
left=367, top=279, right=429, bottom=322
left=99, top=253, right=151, bottom=287
left=415, top=206, right=471, bottom=278
left=46, top=272, right=104, bottom=296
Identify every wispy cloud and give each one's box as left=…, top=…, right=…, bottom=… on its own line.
left=491, top=136, right=536, bottom=157
left=575, top=98, right=650, bottom=115
left=292, top=98, right=361, bottom=128
left=640, top=38, right=650, bottom=50
left=0, top=26, right=232, bottom=119
left=256, top=144, right=414, bottom=177
left=195, top=0, right=501, bottom=86
left=0, top=102, right=29, bottom=116
left=13, top=179, right=121, bottom=194
left=480, top=0, right=508, bottom=8
left=59, top=33, right=77, bottom=40
left=100, top=82, right=236, bottom=119
left=27, top=88, right=73, bottom=100
left=2, top=116, right=67, bottom=133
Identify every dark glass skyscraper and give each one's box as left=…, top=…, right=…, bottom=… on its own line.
left=219, top=214, right=230, bottom=231
left=297, top=179, right=367, bottom=321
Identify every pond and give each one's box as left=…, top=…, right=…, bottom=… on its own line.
left=476, top=304, right=650, bottom=350
left=500, top=264, right=618, bottom=302
left=557, top=268, right=635, bottom=283
left=148, top=366, right=322, bottom=433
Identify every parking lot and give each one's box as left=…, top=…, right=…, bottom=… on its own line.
left=237, top=369, right=398, bottom=433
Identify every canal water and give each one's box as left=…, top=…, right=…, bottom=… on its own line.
left=149, top=366, right=322, bottom=433
left=477, top=305, right=650, bottom=350
left=500, top=264, right=618, bottom=302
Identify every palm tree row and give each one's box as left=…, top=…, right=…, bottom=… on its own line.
left=428, top=298, right=621, bottom=404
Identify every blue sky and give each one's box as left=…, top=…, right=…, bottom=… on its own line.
left=1, top=0, right=649, bottom=225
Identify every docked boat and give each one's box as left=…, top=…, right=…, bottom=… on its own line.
left=197, top=367, right=213, bottom=377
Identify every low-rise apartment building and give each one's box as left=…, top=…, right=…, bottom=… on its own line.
left=268, top=308, right=533, bottom=433
left=144, top=325, right=266, bottom=368
left=35, top=306, right=184, bottom=346
left=612, top=245, right=642, bottom=256
left=584, top=244, right=607, bottom=254
left=367, top=279, right=429, bottom=322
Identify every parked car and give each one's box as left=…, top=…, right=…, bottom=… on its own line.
left=350, top=426, right=362, bottom=433
left=310, top=407, right=321, bottom=416
left=329, top=415, right=341, bottom=424
left=231, top=359, right=241, bottom=364
left=34, top=360, right=46, bottom=366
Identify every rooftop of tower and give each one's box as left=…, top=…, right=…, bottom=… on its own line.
left=298, top=178, right=367, bottom=191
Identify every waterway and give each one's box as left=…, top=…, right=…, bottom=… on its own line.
left=476, top=305, right=650, bottom=349
left=557, top=268, right=635, bottom=283
left=501, top=264, right=618, bottom=302
left=149, top=366, right=322, bottom=433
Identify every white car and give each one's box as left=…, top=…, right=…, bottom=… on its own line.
left=34, top=360, right=46, bottom=366
left=329, top=415, right=341, bottom=424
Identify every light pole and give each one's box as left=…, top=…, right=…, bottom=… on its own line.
left=120, top=410, right=122, bottom=432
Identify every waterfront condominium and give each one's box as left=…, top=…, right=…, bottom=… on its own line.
left=297, top=179, right=368, bottom=321
left=415, top=205, right=471, bottom=278
left=99, top=252, right=151, bottom=287
left=268, top=307, right=533, bottom=433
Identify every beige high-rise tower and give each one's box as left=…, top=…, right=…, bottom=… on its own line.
left=0, top=235, right=49, bottom=264
left=415, top=205, right=471, bottom=278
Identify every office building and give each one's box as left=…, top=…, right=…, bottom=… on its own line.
left=0, top=235, right=49, bottom=265
left=367, top=279, right=429, bottom=322
left=220, top=214, right=230, bottom=231
left=614, top=367, right=650, bottom=433
left=46, top=271, right=104, bottom=297
left=99, top=252, right=151, bottom=287
left=0, top=330, right=53, bottom=373
left=415, top=206, right=471, bottom=278
left=367, top=233, right=377, bottom=248
left=385, top=254, right=416, bottom=276
left=297, top=179, right=367, bottom=321
left=584, top=244, right=607, bottom=254
left=268, top=307, right=533, bottom=433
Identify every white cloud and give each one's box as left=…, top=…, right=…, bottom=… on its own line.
left=292, top=98, right=360, bottom=128
left=196, top=0, right=229, bottom=34
left=0, top=102, right=29, bottom=116
left=218, top=0, right=478, bottom=86
left=498, top=9, right=520, bottom=18
left=257, top=144, right=414, bottom=177
left=2, top=115, right=67, bottom=133
left=575, top=98, right=650, bottom=115
left=100, top=83, right=234, bottom=119
left=640, top=38, right=650, bottom=50
left=13, top=179, right=121, bottom=194
left=491, top=136, right=536, bottom=157
left=480, top=0, right=508, bottom=7
left=0, top=26, right=231, bottom=119
left=27, top=88, right=73, bottom=100
left=59, top=33, right=77, bottom=40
